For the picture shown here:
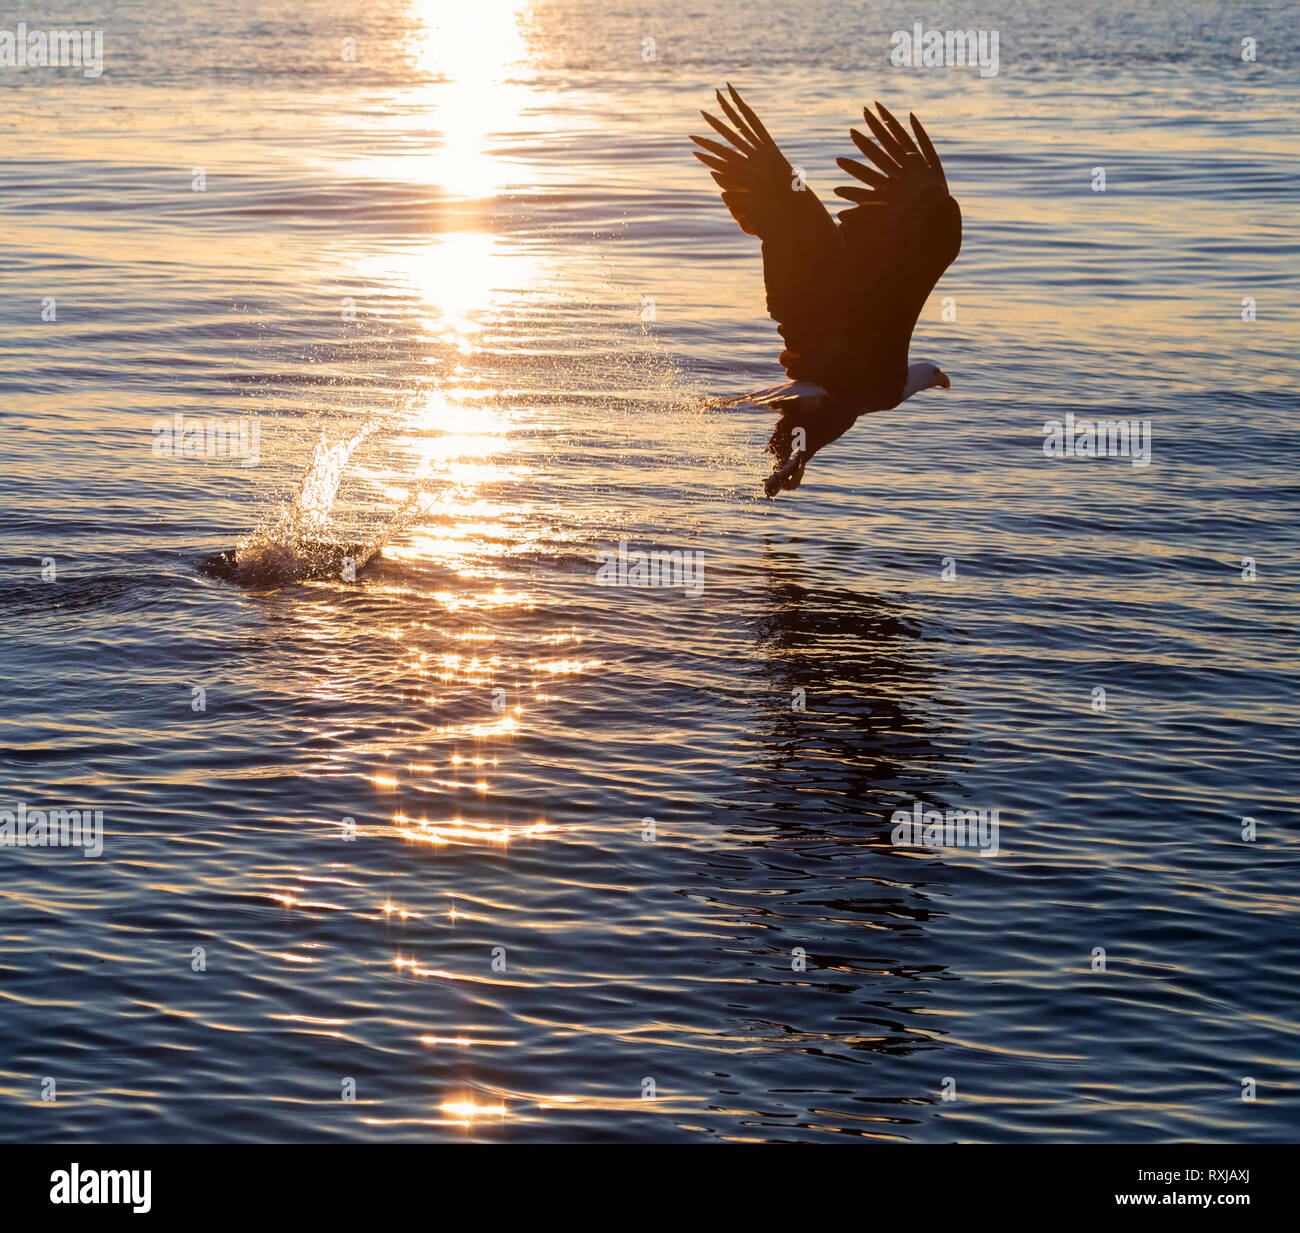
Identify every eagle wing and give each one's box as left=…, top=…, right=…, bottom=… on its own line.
left=690, top=86, right=851, bottom=385
left=832, top=102, right=962, bottom=403
left=693, top=91, right=961, bottom=407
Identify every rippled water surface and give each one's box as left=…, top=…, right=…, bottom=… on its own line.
left=1, top=0, right=1298, bottom=1142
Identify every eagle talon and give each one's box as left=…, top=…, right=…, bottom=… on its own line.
left=765, top=449, right=807, bottom=497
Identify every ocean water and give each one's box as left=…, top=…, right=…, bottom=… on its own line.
left=1, top=0, right=1297, bottom=1142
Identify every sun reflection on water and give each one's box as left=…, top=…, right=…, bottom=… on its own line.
left=412, top=0, right=531, bottom=200
left=394, top=814, right=551, bottom=847
left=402, top=232, right=541, bottom=348
left=439, top=1098, right=508, bottom=1125
left=277, top=2, right=612, bottom=1138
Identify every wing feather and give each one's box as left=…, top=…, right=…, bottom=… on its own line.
left=908, top=113, right=945, bottom=181
left=836, top=156, right=893, bottom=191
left=849, top=127, right=903, bottom=176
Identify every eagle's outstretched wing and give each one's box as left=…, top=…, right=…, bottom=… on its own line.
left=690, top=86, right=849, bottom=384
left=693, top=90, right=961, bottom=407
left=832, top=102, right=962, bottom=400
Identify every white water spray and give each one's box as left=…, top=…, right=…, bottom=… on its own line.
left=223, top=424, right=437, bottom=586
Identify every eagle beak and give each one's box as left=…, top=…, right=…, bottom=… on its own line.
left=936, top=371, right=950, bottom=390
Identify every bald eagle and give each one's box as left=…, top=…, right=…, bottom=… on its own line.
left=691, top=86, right=962, bottom=497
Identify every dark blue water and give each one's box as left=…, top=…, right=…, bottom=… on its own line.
left=1, top=0, right=1297, bottom=1141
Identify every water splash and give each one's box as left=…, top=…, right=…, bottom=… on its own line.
left=292, top=425, right=376, bottom=540
left=202, top=424, right=437, bottom=587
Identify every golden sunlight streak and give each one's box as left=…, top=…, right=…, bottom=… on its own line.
left=420, top=1035, right=519, bottom=1047
left=402, top=232, right=539, bottom=346
left=439, top=1098, right=508, bottom=1124
left=412, top=0, right=530, bottom=199
left=394, top=814, right=551, bottom=847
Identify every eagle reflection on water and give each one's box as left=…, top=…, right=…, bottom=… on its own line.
left=745, top=544, right=966, bottom=825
